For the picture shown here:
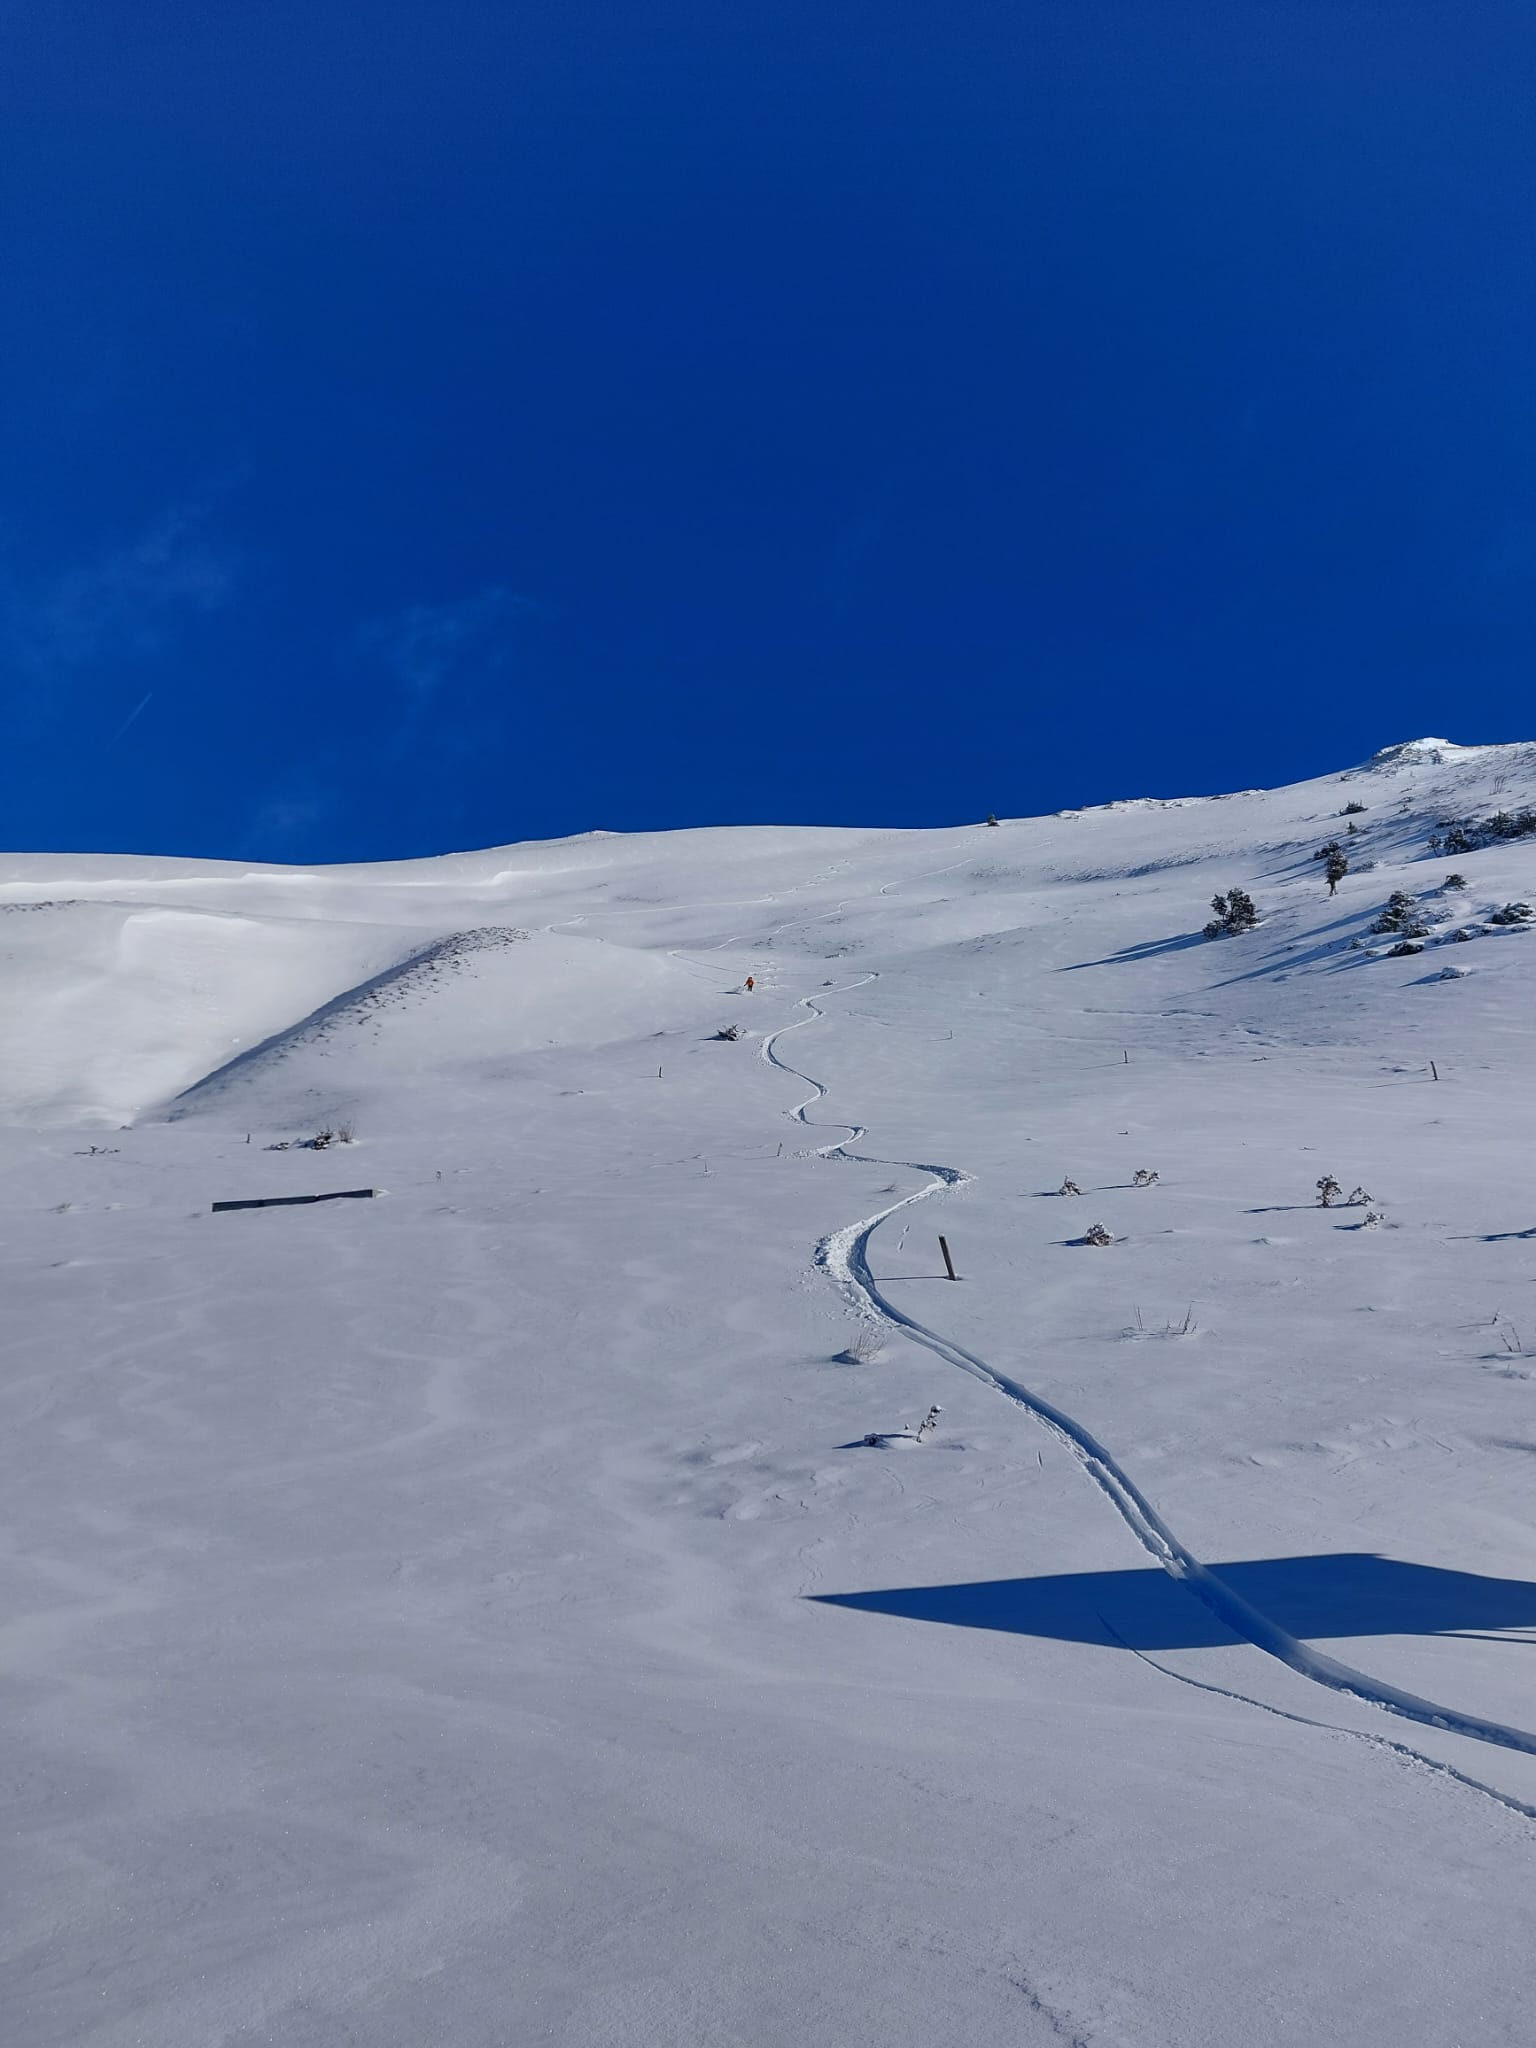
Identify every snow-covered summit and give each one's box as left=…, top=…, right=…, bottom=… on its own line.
left=1369, top=735, right=1474, bottom=762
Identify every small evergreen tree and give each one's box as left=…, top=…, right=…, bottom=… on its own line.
left=1203, top=887, right=1259, bottom=938
left=1323, top=844, right=1349, bottom=896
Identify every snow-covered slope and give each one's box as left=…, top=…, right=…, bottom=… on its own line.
left=4, top=741, right=1536, bottom=2046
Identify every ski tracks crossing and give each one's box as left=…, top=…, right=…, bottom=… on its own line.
left=756, top=926, right=1536, bottom=1818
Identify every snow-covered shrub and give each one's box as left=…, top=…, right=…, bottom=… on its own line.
left=1324, top=846, right=1349, bottom=895
left=1347, top=1185, right=1374, bottom=1206
left=1488, top=902, right=1533, bottom=926
left=1387, top=940, right=1424, bottom=957
left=1124, top=1305, right=1199, bottom=1339
left=1428, top=821, right=1474, bottom=856
left=1081, top=1222, right=1114, bottom=1247
left=861, top=1404, right=942, bottom=1447
left=266, top=1129, right=346, bottom=1152
left=1132, top=1168, right=1159, bottom=1187
left=1342, top=801, right=1367, bottom=815
left=1369, top=891, right=1429, bottom=940
left=1058, top=1177, right=1083, bottom=1197
left=1316, top=1176, right=1342, bottom=1207
left=1372, top=890, right=1418, bottom=934
left=1429, top=809, right=1536, bottom=856
left=1443, top=873, right=1467, bottom=892
left=1204, top=887, right=1258, bottom=937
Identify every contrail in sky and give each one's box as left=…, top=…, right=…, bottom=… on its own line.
left=109, top=691, right=153, bottom=743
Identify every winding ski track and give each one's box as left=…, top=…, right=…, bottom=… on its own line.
left=762, top=975, right=1536, bottom=1795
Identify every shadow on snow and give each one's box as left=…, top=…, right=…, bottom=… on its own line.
left=1058, top=932, right=1208, bottom=970
left=812, top=1553, right=1536, bottom=1651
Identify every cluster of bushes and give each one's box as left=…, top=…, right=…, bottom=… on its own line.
left=266, top=1123, right=356, bottom=1152
left=1428, top=809, right=1536, bottom=856
left=1354, top=886, right=1531, bottom=958
left=1372, top=890, right=1428, bottom=940
left=1317, top=1176, right=1384, bottom=1226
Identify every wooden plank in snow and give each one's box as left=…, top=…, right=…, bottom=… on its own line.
left=212, top=1189, right=377, bottom=1213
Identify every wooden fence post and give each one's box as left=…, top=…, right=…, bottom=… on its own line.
left=939, top=1235, right=957, bottom=1281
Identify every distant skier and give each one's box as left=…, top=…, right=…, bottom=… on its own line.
left=744, top=976, right=755, bottom=991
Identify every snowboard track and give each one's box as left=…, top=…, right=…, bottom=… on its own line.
left=762, top=979, right=1536, bottom=1794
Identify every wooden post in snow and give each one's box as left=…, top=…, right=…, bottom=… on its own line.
left=939, top=1235, right=957, bottom=1281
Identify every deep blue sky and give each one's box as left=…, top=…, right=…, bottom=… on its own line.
left=4, top=3, right=1534, bottom=861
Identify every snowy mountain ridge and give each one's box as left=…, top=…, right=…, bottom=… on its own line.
left=1, top=736, right=1532, bottom=1130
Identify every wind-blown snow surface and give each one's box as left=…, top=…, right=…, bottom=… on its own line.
left=5, top=740, right=1536, bottom=2045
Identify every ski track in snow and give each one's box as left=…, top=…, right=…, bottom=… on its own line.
left=1101, top=1622, right=1536, bottom=1827
left=759, top=947, right=1536, bottom=1802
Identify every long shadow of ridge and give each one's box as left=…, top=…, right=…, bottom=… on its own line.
left=813, top=1553, right=1536, bottom=1651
